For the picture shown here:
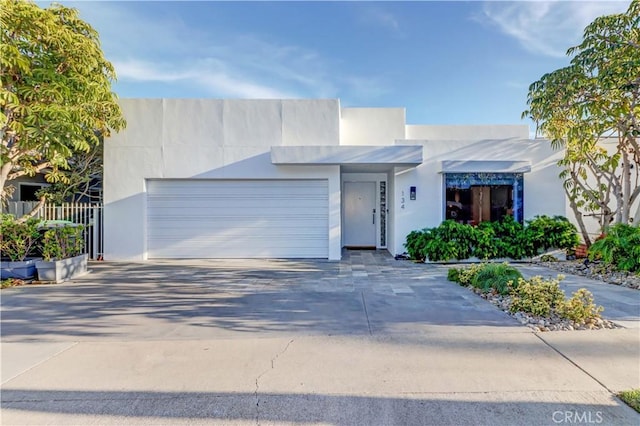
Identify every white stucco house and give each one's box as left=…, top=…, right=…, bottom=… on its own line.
left=104, top=98, right=568, bottom=261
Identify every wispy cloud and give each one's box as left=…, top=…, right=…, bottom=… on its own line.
left=479, top=1, right=629, bottom=58
left=358, top=7, right=404, bottom=37
left=67, top=1, right=387, bottom=101
left=113, top=58, right=296, bottom=98
left=113, top=60, right=194, bottom=83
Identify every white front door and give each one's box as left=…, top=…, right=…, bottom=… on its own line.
left=343, top=181, right=376, bottom=248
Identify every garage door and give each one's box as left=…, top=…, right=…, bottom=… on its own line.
left=146, top=179, right=329, bottom=258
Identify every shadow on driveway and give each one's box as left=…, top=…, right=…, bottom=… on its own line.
left=1, top=259, right=521, bottom=342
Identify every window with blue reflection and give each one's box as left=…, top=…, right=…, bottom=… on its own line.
left=444, top=173, right=524, bottom=224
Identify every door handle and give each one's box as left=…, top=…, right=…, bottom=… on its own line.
left=373, top=208, right=376, bottom=224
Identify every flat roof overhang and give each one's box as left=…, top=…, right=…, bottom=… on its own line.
left=271, top=145, right=423, bottom=168
left=439, top=160, right=531, bottom=174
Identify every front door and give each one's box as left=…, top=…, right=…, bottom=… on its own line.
left=343, top=181, right=376, bottom=248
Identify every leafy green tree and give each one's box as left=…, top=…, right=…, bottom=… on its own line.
left=44, top=137, right=104, bottom=204
left=0, top=0, right=125, bottom=207
left=524, top=0, right=639, bottom=245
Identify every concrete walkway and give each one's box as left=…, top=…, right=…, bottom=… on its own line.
left=1, top=251, right=639, bottom=425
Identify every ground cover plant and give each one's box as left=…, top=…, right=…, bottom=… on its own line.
left=405, top=215, right=578, bottom=262
left=1, top=278, right=25, bottom=289
left=471, top=263, right=523, bottom=295
left=509, top=275, right=567, bottom=317
left=588, top=224, right=640, bottom=273
left=448, top=263, right=607, bottom=331
left=618, top=389, right=640, bottom=413
left=448, top=262, right=522, bottom=295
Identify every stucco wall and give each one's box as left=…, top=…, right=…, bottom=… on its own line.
left=390, top=138, right=566, bottom=256
left=405, top=124, right=529, bottom=140
left=106, top=98, right=576, bottom=261
left=105, top=98, right=342, bottom=261
left=340, top=108, right=406, bottom=145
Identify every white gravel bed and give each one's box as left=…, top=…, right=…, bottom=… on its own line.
left=536, top=259, right=640, bottom=290
left=468, top=287, right=621, bottom=332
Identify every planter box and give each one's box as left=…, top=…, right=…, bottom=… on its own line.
left=36, top=254, right=88, bottom=283
left=574, top=244, right=588, bottom=259
left=0, top=258, right=41, bottom=280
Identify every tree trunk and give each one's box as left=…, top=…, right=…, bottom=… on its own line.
left=566, top=187, right=592, bottom=246
left=0, top=161, right=12, bottom=200
left=621, top=147, right=631, bottom=224
left=16, top=196, right=46, bottom=223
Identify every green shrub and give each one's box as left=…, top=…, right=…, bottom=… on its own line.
left=404, top=220, right=478, bottom=261
left=492, top=216, right=532, bottom=259
left=510, top=275, right=566, bottom=317
left=539, top=254, right=558, bottom=262
left=447, top=264, right=483, bottom=286
left=558, top=288, right=603, bottom=323
left=526, top=215, right=579, bottom=254
left=404, top=215, right=578, bottom=262
left=455, top=263, right=485, bottom=285
left=447, top=267, right=460, bottom=282
left=453, top=266, right=605, bottom=323
left=41, top=225, right=84, bottom=261
left=405, top=229, right=428, bottom=261
left=472, top=222, right=500, bottom=259
left=0, top=214, right=41, bottom=261
left=470, top=263, right=523, bottom=295
left=510, top=276, right=604, bottom=322
left=588, top=224, right=640, bottom=273
left=428, top=220, right=478, bottom=261
left=448, top=263, right=521, bottom=295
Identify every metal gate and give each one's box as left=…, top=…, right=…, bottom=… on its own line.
left=4, top=202, right=104, bottom=260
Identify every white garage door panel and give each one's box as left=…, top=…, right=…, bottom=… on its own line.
left=148, top=225, right=327, bottom=239
left=147, top=180, right=329, bottom=258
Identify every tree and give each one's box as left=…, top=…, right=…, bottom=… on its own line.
left=524, top=0, right=639, bottom=245
left=44, top=137, right=104, bottom=204
left=0, top=0, right=125, bottom=208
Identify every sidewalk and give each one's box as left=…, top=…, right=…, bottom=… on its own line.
left=2, top=333, right=639, bottom=425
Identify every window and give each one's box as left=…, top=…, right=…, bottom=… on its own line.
left=380, top=181, right=386, bottom=247
left=444, top=173, right=523, bottom=225
left=19, top=184, right=45, bottom=201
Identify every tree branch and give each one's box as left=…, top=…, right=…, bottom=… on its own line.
left=16, top=195, right=46, bottom=223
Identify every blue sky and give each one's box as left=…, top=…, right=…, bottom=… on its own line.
left=59, top=1, right=630, bottom=130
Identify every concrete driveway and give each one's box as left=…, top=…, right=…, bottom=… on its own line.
left=2, top=251, right=639, bottom=425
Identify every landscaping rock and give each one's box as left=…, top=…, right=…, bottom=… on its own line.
left=537, top=259, right=640, bottom=290
left=475, top=289, right=621, bottom=332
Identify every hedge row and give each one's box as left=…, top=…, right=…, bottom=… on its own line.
left=405, top=215, right=579, bottom=262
